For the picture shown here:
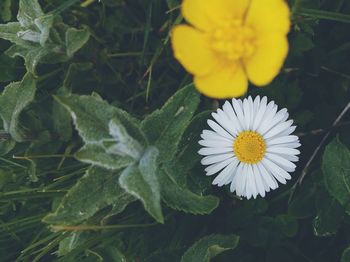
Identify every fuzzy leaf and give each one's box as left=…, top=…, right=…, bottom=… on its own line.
left=141, top=84, right=200, bottom=163
left=0, top=73, right=36, bottom=142
left=119, top=147, right=163, bottom=223
left=17, top=0, right=44, bottom=27
left=322, top=137, right=350, bottom=214
left=181, top=234, right=240, bottom=262
left=75, top=144, right=134, bottom=170
left=65, top=27, right=90, bottom=57
left=0, top=22, right=30, bottom=46
left=159, top=168, right=219, bottom=215
left=43, top=166, right=133, bottom=225
left=55, top=94, right=146, bottom=145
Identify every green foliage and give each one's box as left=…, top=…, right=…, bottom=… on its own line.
left=43, top=166, right=134, bottom=225
left=181, top=234, right=240, bottom=262
left=322, top=137, right=350, bottom=214
left=0, top=73, right=36, bottom=142
left=0, top=0, right=349, bottom=261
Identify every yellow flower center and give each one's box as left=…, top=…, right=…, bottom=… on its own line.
left=233, top=131, right=266, bottom=164
left=210, top=19, right=256, bottom=61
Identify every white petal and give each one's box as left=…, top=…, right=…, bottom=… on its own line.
left=283, top=154, right=299, bottom=162
left=201, top=153, right=234, bottom=165
left=253, top=164, right=269, bottom=194
left=243, top=98, right=251, bottom=130
left=266, top=135, right=299, bottom=146
left=248, top=96, right=254, bottom=129
left=263, top=158, right=292, bottom=181
left=201, top=130, right=232, bottom=143
left=212, top=158, right=238, bottom=186
left=198, top=139, right=231, bottom=148
left=232, top=98, right=246, bottom=130
left=257, top=102, right=277, bottom=134
left=232, top=163, right=245, bottom=195
left=262, top=158, right=287, bottom=184
left=257, top=162, right=278, bottom=190
left=275, top=142, right=301, bottom=149
left=207, top=120, right=233, bottom=139
left=205, top=157, right=234, bottom=176
left=252, top=96, right=268, bottom=131
left=222, top=101, right=243, bottom=132
left=198, top=147, right=233, bottom=156
left=262, top=108, right=288, bottom=135
left=265, top=152, right=296, bottom=173
left=267, top=147, right=300, bottom=156
left=263, top=120, right=293, bottom=139
left=212, top=110, right=237, bottom=136
left=246, top=165, right=257, bottom=199
left=275, top=125, right=297, bottom=137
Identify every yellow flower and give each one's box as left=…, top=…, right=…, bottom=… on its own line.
left=171, top=0, right=290, bottom=98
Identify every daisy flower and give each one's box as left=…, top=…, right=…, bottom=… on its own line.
left=198, top=96, right=300, bottom=199
left=171, top=0, right=290, bottom=98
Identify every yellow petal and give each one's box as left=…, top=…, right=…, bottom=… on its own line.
left=194, top=64, right=248, bottom=98
left=182, top=0, right=250, bottom=31
left=171, top=25, right=217, bottom=76
left=244, top=34, right=288, bottom=86
left=246, top=0, right=290, bottom=34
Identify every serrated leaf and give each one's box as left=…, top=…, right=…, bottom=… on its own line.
left=55, top=94, right=146, bottom=145
left=75, top=144, right=134, bottom=170
left=119, top=147, right=163, bottom=223
left=43, top=166, right=133, bottom=225
left=106, top=118, right=144, bottom=159
left=141, top=84, right=200, bottom=163
left=65, top=27, right=90, bottom=57
left=17, top=0, right=44, bottom=27
left=0, top=73, right=36, bottom=142
left=181, top=234, right=240, bottom=262
left=0, top=22, right=30, bottom=46
left=35, top=14, right=54, bottom=46
left=5, top=44, right=51, bottom=75
left=322, top=137, right=350, bottom=214
left=159, top=168, right=219, bottom=215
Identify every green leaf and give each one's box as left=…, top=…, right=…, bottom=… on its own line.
left=312, top=189, right=344, bottom=237
left=75, top=144, right=134, bottom=170
left=342, top=246, right=350, bottom=262
left=181, top=234, right=240, bottom=262
left=322, top=137, right=350, bottom=214
left=119, top=147, right=163, bottom=223
left=159, top=168, right=219, bottom=215
left=65, top=27, right=90, bottom=57
left=5, top=44, right=51, bottom=75
left=141, top=84, right=200, bottom=163
left=0, top=73, right=36, bottom=142
left=0, top=0, right=12, bottom=22
left=0, top=138, right=15, bottom=156
left=106, top=117, right=144, bottom=159
left=35, top=14, right=54, bottom=46
left=53, top=86, right=72, bottom=142
left=275, top=215, right=298, bottom=237
left=43, top=166, right=133, bottom=225
left=0, top=54, right=17, bottom=82
left=17, top=0, right=44, bottom=27
left=297, top=8, right=350, bottom=24
left=55, top=94, right=146, bottom=145
left=0, top=22, right=30, bottom=46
